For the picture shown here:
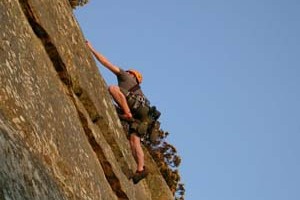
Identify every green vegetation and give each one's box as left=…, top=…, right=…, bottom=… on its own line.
left=69, top=0, right=89, bottom=8
left=145, top=127, right=185, bottom=200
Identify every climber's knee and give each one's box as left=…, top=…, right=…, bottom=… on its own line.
left=130, top=133, right=141, bottom=145
left=108, top=85, right=120, bottom=95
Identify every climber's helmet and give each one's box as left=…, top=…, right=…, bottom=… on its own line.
left=126, top=69, right=143, bottom=84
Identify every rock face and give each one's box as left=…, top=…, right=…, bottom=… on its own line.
left=0, top=0, right=173, bottom=199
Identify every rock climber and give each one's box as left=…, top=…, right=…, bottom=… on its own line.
left=86, top=41, right=148, bottom=184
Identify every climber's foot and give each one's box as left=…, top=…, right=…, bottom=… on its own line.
left=119, top=112, right=133, bottom=122
left=132, top=166, right=148, bottom=184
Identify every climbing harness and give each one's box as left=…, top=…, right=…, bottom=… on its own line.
left=120, top=83, right=161, bottom=141
left=125, top=83, right=150, bottom=112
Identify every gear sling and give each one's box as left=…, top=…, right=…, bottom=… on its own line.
left=122, top=84, right=161, bottom=138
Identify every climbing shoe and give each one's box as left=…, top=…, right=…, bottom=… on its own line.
left=118, top=113, right=134, bottom=122
left=132, top=167, right=148, bottom=184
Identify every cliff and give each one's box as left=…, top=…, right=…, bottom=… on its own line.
left=0, top=0, right=173, bottom=199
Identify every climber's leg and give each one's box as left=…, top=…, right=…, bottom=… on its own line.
left=108, top=85, right=132, bottom=118
left=130, top=133, right=148, bottom=184
left=130, top=134, right=144, bottom=171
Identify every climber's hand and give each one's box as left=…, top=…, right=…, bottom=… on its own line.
left=86, top=40, right=93, bottom=50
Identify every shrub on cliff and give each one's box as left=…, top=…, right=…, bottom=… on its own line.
left=145, top=129, right=185, bottom=200
left=69, top=0, right=89, bottom=8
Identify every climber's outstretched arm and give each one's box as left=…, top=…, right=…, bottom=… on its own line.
left=86, top=41, right=120, bottom=75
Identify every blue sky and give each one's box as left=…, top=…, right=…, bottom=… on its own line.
left=74, top=1, right=300, bottom=199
